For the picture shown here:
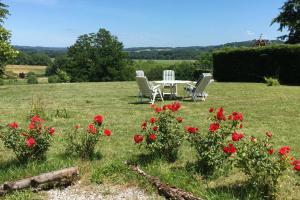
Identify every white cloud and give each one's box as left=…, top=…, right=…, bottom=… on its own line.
left=246, top=30, right=255, bottom=36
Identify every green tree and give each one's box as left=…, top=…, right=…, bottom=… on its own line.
left=0, top=1, right=18, bottom=77
left=67, top=28, right=133, bottom=82
left=195, top=52, right=213, bottom=71
left=272, top=0, right=300, bottom=44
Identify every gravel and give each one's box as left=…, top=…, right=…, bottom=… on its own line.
left=46, top=182, right=164, bottom=200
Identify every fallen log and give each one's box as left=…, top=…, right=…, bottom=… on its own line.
left=0, top=166, right=79, bottom=196
left=126, top=162, right=203, bottom=200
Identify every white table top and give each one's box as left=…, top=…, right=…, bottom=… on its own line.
left=153, top=80, right=194, bottom=84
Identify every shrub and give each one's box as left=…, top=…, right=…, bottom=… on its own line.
left=27, top=74, right=38, bottom=84
left=57, top=69, right=71, bottom=83
left=236, top=133, right=293, bottom=198
left=19, top=72, right=25, bottom=79
left=0, top=116, right=54, bottom=162
left=264, top=77, right=280, bottom=86
left=187, top=107, right=244, bottom=177
left=48, top=75, right=61, bottom=83
left=133, top=102, right=184, bottom=162
left=26, top=72, right=36, bottom=77
left=65, top=114, right=111, bottom=159
left=213, top=45, right=300, bottom=85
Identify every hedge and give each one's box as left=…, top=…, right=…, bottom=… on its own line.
left=213, top=45, right=300, bottom=85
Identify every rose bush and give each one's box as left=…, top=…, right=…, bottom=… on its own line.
left=133, top=102, right=184, bottom=162
left=65, top=114, right=111, bottom=159
left=187, top=107, right=244, bottom=177
left=0, top=116, right=54, bottom=162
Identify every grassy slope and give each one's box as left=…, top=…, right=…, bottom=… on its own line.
left=5, top=65, right=47, bottom=75
left=0, top=82, right=299, bottom=199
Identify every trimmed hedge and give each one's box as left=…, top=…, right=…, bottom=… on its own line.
left=213, top=45, right=300, bottom=84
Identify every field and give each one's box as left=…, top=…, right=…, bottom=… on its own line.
left=0, top=82, right=300, bottom=199
left=5, top=65, right=47, bottom=75
left=134, top=59, right=195, bottom=64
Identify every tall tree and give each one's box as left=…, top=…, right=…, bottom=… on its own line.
left=272, top=0, right=300, bottom=44
left=0, top=1, right=18, bottom=77
left=67, top=28, right=133, bottom=82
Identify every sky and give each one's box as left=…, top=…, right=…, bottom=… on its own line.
left=3, top=0, right=287, bottom=48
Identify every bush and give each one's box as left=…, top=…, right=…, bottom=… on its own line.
left=19, top=72, right=25, bottom=79
left=65, top=114, right=111, bottom=159
left=27, top=74, right=38, bottom=84
left=264, top=77, right=280, bottom=86
left=0, top=116, right=55, bottom=162
left=48, top=75, right=61, bottom=83
left=213, top=45, right=300, bottom=85
left=57, top=69, right=71, bottom=83
left=187, top=107, right=243, bottom=177
left=133, top=102, right=184, bottom=162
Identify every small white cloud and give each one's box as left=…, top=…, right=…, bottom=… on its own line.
left=246, top=30, right=255, bottom=36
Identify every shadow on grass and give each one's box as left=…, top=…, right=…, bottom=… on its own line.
left=128, top=153, right=160, bottom=166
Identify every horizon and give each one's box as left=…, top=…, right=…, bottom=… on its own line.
left=4, top=0, right=287, bottom=48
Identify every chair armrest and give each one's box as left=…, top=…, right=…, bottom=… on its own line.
left=186, top=83, right=195, bottom=88
left=152, top=84, right=161, bottom=90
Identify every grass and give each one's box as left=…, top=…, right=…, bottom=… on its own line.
left=5, top=65, right=47, bottom=75
left=0, top=82, right=300, bottom=199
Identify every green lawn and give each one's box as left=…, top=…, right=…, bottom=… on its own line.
left=0, top=82, right=300, bottom=199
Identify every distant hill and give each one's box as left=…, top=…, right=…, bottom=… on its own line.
left=14, top=40, right=283, bottom=60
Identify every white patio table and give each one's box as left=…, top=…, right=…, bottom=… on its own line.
left=153, top=80, right=195, bottom=99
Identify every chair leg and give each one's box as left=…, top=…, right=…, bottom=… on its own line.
left=151, top=93, right=157, bottom=104
left=158, top=89, right=164, bottom=102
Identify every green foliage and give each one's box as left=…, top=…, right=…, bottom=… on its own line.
left=66, top=28, right=133, bottom=82
left=29, top=96, right=47, bottom=120
left=272, top=0, right=300, bottom=44
left=56, top=69, right=70, bottom=82
left=46, top=55, right=70, bottom=76
left=0, top=77, right=3, bottom=85
left=65, top=115, right=111, bottom=159
left=27, top=74, right=38, bottom=84
left=213, top=45, right=300, bottom=84
left=54, top=108, right=70, bottom=118
left=0, top=116, right=54, bottom=163
left=134, top=102, right=184, bottom=162
left=195, top=52, right=213, bottom=71
left=236, top=135, right=292, bottom=199
left=12, top=51, right=52, bottom=66
left=264, top=77, right=280, bottom=86
left=48, top=75, right=60, bottom=83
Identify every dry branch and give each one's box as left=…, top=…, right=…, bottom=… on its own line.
left=126, top=162, right=203, bottom=200
left=0, top=166, right=79, bottom=195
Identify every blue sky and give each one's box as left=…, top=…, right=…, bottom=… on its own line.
left=4, top=0, right=286, bottom=47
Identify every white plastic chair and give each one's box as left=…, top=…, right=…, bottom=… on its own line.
left=162, top=70, right=177, bottom=97
left=135, top=70, right=144, bottom=77
left=185, top=73, right=213, bottom=101
left=136, top=76, right=163, bottom=104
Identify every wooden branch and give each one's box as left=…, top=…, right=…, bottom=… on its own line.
left=126, top=162, right=203, bottom=200
left=0, top=167, right=79, bottom=196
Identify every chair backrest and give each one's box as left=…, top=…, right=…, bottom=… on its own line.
left=193, top=73, right=212, bottom=95
left=136, top=70, right=144, bottom=77
left=136, top=76, right=153, bottom=97
left=163, top=70, right=175, bottom=81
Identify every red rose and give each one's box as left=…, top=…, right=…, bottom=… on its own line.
left=149, top=117, right=156, bottom=124
left=31, top=115, right=44, bottom=124
left=238, top=133, right=244, bottom=139
left=171, top=102, right=181, bottom=112
left=155, top=107, right=162, bottom=113
left=8, top=122, right=18, bottom=129
left=240, top=124, right=243, bottom=129
left=294, top=165, right=300, bottom=171
left=209, top=107, right=214, bottom=113
left=176, top=117, right=183, bottom=123
left=152, top=126, right=158, bottom=131
left=104, top=129, right=111, bottom=136
left=94, top=114, right=104, bottom=125
left=232, top=131, right=240, bottom=141
left=134, top=134, right=144, bottom=143
left=88, top=123, right=97, bottom=134
left=187, top=126, right=198, bottom=134
left=231, top=112, right=243, bottom=122
left=266, top=131, right=272, bottom=138
left=141, top=121, right=147, bottom=130
left=278, top=146, right=291, bottom=156
left=149, top=134, right=157, bottom=141
left=28, top=122, right=35, bottom=130
left=48, top=127, right=55, bottom=135
left=268, top=149, right=274, bottom=155
left=223, top=143, right=236, bottom=154
left=26, top=137, right=36, bottom=148
left=216, top=107, right=225, bottom=121
left=209, top=123, right=220, bottom=132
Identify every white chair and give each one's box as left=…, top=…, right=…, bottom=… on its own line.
left=162, top=70, right=177, bottom=98
left=185, top=73, right=213, bottom=101
left=136, top=76, right=163, bottom=104
left=135, top=70, right=144, bottom=77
